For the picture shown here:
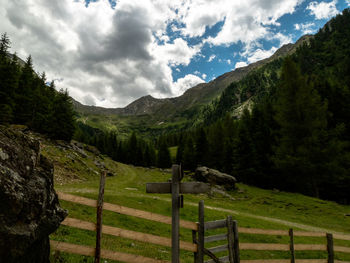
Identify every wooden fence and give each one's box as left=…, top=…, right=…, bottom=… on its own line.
left=192, top=199, right=350, bottom=263
left=51, top=191, right=198, bottom=263
left=51, top=191, right=350, bottom=263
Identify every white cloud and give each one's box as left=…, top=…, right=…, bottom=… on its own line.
left=172, top=74, right=204, bottom=95
left=307, top=0, right=339, bottom=20
left=294, top=22, right=316, bottom=34
left=0, top=0, right=200, bottom=107
left=208, top=54, right=216, bottom=62
left=0, top=0, right=307, bottom=107
left=235, top=61, right=248, bottom=69
left=227, top=59, right=231, bottom=65
left=198, top=0, right=304, bottom=46
left=151, top=38, right=201, bottom=67
left=202, top=73, right=207, bottom=79
left=246, top=47, right=278, bottom=64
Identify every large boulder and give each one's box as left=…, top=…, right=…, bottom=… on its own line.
left=0, top=126, right=67, bottom=263
left=195, top=166, right=237, bottom=190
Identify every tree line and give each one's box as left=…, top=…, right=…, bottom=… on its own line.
left=74, top=122, right=172, bottom=168
left=0, top=33, right=75, bottom=140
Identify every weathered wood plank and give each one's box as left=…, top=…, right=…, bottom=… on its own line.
left=205, top=255, right=230, bottom=263
left=333, top=234, right=350, bottom=241
left=238, top=227, right=288, bottom=236
left=204, top=219, right=227, bottom=231
left=208, top=244, right=228, bottom=253
left=95, top=172, right=105, bottom=263
left=334, top=245, right=350, bottom=253
left=233, top=220, right=240, bottom=263
left=146, top=182, right=210, bottom=194
left=294, top=244, right=327, bottom=251
left=61, top=217, right=197, bottom=252
left=240, top=260, right=327, bottom=263
left=290, top=229, right=295, bottom=263
left=293, top=231, right=326, bottom=237
left=227, top=216, right=234, bottom=263
left=205, top=233, right=227, bottom=243
left=57, top=191, right=198, bottom=230
left=50, top=240, right=169, bottom=263
left=327, top=233, right=334, bottom=263
left=193, top=229, right=198, bottom=263
left=172, top=165, right=180, bottom=263
left=198, top=200, right=205, bottom=263
left=240, top=243, right=290, bottom=251
left=240, top=260, right=290, bottom=263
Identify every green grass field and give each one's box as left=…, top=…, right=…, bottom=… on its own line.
left=42, top=139, right=350, bottom=263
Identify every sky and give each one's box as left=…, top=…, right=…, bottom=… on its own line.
left=0, top=0, right=349, bottom=108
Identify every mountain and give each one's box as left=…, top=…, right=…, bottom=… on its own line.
left=73, top=34, right=312, bottom=126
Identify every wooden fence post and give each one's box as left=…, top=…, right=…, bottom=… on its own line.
left=233, top=220, right=240, bottom=263
left=327, top=233, right=334, bottom=263
left=289, top=229, right=295, bottom=263
left=192, top=230, right=198, bottom=263
left=227, top=216, right=234, bottom=263
left=172, top=165, right=181, bottom=263
left=198, top=200, right=204, bottom=263
left=95, top=172, right=106, bottom=263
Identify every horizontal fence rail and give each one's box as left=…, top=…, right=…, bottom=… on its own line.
left=50, top=240, right=169, bottom=263
left=54, top=191, right=200, bottom=263
left=55, top=192, right=350, bottom=263
left=61, top=217, right=197, bottom=252
left=57, top=191, right=197, bottom=230
left=238, top=227, right=350, bottom=241
left=239, top=260, right=350, bottom=263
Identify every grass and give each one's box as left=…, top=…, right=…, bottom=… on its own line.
left=77, top=113, right=190, bottom=140
left=41, top=139, right=350, bottom=263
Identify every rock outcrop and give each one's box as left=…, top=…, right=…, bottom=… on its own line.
left=0, top=126, right=67, bottom=263
left=194, top=166, right=237, bottom=190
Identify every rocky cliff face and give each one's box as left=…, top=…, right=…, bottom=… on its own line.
left=0, top=126, right=66, bottom=263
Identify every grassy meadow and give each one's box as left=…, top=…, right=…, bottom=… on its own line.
left=42, top=139, right=350, bottom=263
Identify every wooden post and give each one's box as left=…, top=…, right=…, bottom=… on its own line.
left=172, top=165, right=181, bottom=263
left=192, top=230, right=198, bottom=263
left=227, top=216, right=234, bottom=263
left=95, top=172, right=106, bottom=263
left=198, top=200, right=204, bottom=263
left=289, top=229, right=295, bottom=263
left=327, top=233, right=334, bottom=263
left=233, top=220, right=240, bottom=263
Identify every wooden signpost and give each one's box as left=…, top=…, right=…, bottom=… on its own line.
left=146, top=164, right=210, bottom=263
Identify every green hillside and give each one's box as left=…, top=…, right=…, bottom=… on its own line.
left=38, top=135, right=350, bottom=263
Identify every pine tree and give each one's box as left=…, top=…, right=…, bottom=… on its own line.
left=49, top=89, right=75, bottom=141
left=0, top=33, right=15, bottom=124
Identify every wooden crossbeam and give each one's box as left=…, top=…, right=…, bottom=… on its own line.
left=237, top=228, right=350, bottom=242
left=204, top=219, right=227, bottom=231
left=61, top=217, right=197, bottom=252
left=57, top=191, right=198, bottom=230
left=240, top=243, right=290, bottom=251
left=146, top=182, right=210, bottom=194
left=50, top=240, right=169, bottom=263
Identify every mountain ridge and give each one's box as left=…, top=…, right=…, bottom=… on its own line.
left=73, top=34, right=312, bottom=118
